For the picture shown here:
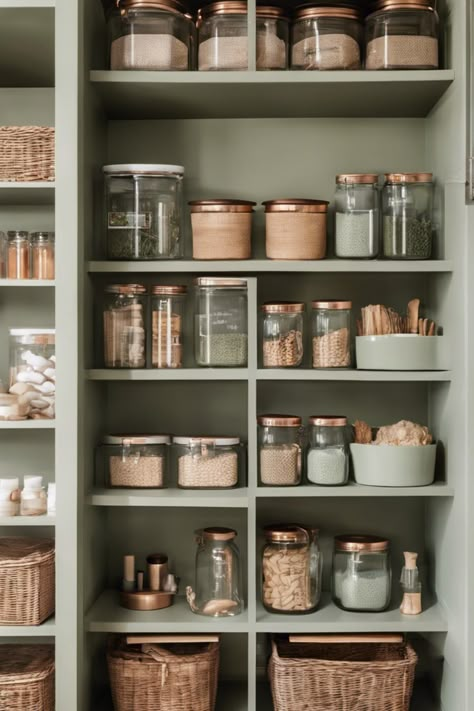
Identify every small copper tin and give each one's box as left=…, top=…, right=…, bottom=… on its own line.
left=256, top=5, right=289, bottom=19
left=199, top=1, right=247, bottom=17
left=120, top=590, right=175, bottom=611
left=294, top=5, right=361, bottom=21
left=336, top=174, right=379, bottom=185
left=309, top=416, right=347, bottom=427
left=257, top=414, right=302, bottom=427
left=311, top=300, right=352, bottom=310
left=264, top=524, right=311, bottom=544
left=261, top=302, right=305, bottom=313
left=189, top=199, right=256, bottom=213
left=201, top=527, right=237, bottom=541
left=195, top=277, right=247, bottom=288
left=263, top=199, right=329, bottom=214
left=120, top=0, right=189, bottom=14
left=335, top=535, right=390, bottom=552
left=385, top=172, right=433, bottom=184
left=151, top=285, right=187, bottom=295
left=105, top=283, right=147, bottom=295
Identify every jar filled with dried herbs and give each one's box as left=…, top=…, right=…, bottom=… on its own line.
left=103, top=284, right=147, bottom=368
left=382, top=173, right=433, bottom=259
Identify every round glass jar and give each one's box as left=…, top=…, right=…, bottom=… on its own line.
left=0, top=477, right=20, bottom=517
left=198, top=1, right=248, bottom=71
left=333, top=535, right=391, bottom=612
left=257, top=5, right=289, bottom=70
left=107, top=0, right=195, bottom=71
left=335, top=174, right=379, bottom=259
left=194, top=277, right=248, bottom=367
left=263, top=199, right=329, bottom=260
left=382, top=172, right=433, bottom=259
left=262, top=525, right=322, bottom=613
left=9, top=329, right=55, bottom=420
left=312, top=300, right=352, bottom=368
left=258, top=414, right=303, bottom=486
left=307, top=416, right=349, bottom=486
left=7, top=231, right=30, bottom=280
left=100, top=434, right=170, bottom=488
left=31, top=232, right=55, bottom=280
left=20, top=475, right=47, bottom=516
left=103, top=284, right=147, bottom=368
left=103, top=164, right=184, bottom=260
left=173, top=435, right=242, bottom=488
left=366, top=0, right=439, bottom=70
left=189, top=199, right=256, bottom=260
left=262, top=302, right=305, bottom=368
left=151, top=285, right=187, bottom=368
left=291, top=6, right=362, bottom=70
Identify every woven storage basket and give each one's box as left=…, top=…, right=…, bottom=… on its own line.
left=0, top=644, right=54, bottom=711
left=0, top=537, right=55, bottom=625
left=269, top=636, right=418, bottom=711
left=0, top=126, right=55, bottom=182
left=189, top=200, right=255, bottom=260
left=108, top=636, right=220, bottom=711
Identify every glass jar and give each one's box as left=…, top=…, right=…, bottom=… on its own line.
left=333, top=535, right=391, bottom=612
left=103, top=284, right=147, bottom=368
left=194, top=277, right=248, bottom=367
left=382, top=172, right=433, bottom=259
left=104, top=164, right=184, bottom=260
left=20, top=475, right=47, bottom=516
left=0, top=477, right=20, bottom=517
left=291, top=6, right=362, bottom=70
left=307, top=416, right=349, bottom=486
left=9, top=329, right=55, bottom=420
left=0, top=231, right=6, bottom=278
left=107, top=0, right=195, bottom=70
left=262, top=525, right=322, bottom=613
left=262, top=302, right=305, bottom=368
left=100, top=434, right=170, bottom=488
left=198, top=1, right=248, bottom=71
left=47, top=482, right=56, bottom=515
left=312, top=300, right=352, bottom=368
left=172, top=436, right=242, bottom=488
left=257, top=5, right=289, bottom=70
left=7, top=231, right=30, bottom=279
left=31, top=232, right=55, bottom=280
left=366, top=0, right=439, bottom=70
left=335, top=174, right=379, bottom=259
left=258, top=415, right=303, bottom=486
left=187, top=527, right=243, bottom=616
left=151, top=285, right=187, bottom=368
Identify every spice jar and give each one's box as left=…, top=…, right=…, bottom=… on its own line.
left=366, top=0, right=439, bottom=70
left=258, top=415, right=303, bottom=486
left=173, top=436, right=242, bottom=488
left=198, top=1, right=248, bottom=71
left=0, top=478, right=20, bottom=517
left=262, top=525, right=322, bottom=613
left=291, top=6, right=362, bottom=70
left=31, top=232, right=55, bottom=280
left=7, top=231, right=30, bottom=279
left=263, top=199, right=329, bottom=260
left=382, top=173, right=433, bottom=259
left=312, top=300, right=352, bottom=368
left=307, top=416, right=349, bottom=485
left=333, top=535, right=391, bottom=612
left=151, top=285, right=186, bottom=368
left=107, top=0, right=195, bottom=70
left=257, top=5, right=289, bottom=70
left=194, top=277, right=248, bottom=367
left=104, top=164, right=184, bottom=260
left=103, top=284, right=147, bottom=368
left=0, top=232, right=6, bottom=278
left=335, top=174, right=379, bottom=259
left=262, top=302, right=305, bottom=368
left=189, top=199, right=256, bottom=260
left=9, top=329, right=56, bottom=419
left=100, top=435, right=169, bottom=488
left=20, top=475, right=47, bottom=516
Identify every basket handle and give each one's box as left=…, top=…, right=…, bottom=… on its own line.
left=288, top=634, right=404, bottom=644
left=126, top=635, right=219, bottom=645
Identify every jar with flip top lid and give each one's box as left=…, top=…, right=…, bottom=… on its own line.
left=103, top=284, right=147, bottom=368
left=333, top=535, right=391, bottom=611
left=258, top=415, right=304, bottom=486
left=335, top=174, right=379, bottom=259
left=261, top=302, right=305, bottom=368
left=198, top=1, right=248, bottom=70
left=382, top=173, right=433, bottom=259
left=172, top=435, right=243, bottom=488
left=99, top=434, right=170, bottom=488
left=257, top=5, right=289, bottom=70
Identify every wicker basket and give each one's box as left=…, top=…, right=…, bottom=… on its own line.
left=0, top=537, right=55, bottom=625
left=108, top=636, right=220, bottom=711
left=269, top=635, right=418, bottom=711
left=0, top=644, right=54, bottom=711
left=0, top=126, right=55, bottom=182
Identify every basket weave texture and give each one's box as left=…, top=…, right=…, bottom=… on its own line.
left=269, top=638, right=418, bottom=711
left=191, top=213, right=252, bottom=259
left=108, top=637, right=220, bottom=711
left=0, top=126, right=55, bottom=182
left=0, top=537, right=55, bottom=625
left=0, top=644, right=54, bottom=711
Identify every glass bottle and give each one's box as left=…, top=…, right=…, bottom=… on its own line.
left=333, top=535, right=391, bottom=612
left=307, top=416, right=349, bottom=486
left=258, top=414, right=303, bottom=486
left=31, top=232, right=55, bottom=280
left=335, top=174, right=379, bottom=259
left=382, top=173, right=434, bottom=259
left=103, top=284, right=147, bottom=368
left=311, top=300, right=352, bottom=368
left=20, top=475, right=47, bottom=516
left=151, top=285, right=187, bottom=368
left=7, top=231, right=30, bottom=279
left=262, top=302, right=305, bottom=368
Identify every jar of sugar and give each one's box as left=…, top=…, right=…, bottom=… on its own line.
left=257, top=5, right=289, bottom=70
left=197, top=1, right=248, bottom=71
left=333, top=535, right=391, bottom=612
left=307, top=416, right=349, bottom=486
left=335, top=174, right=380, bottom=259
left=100, top=435, right=170, bottom=488
left=311, top=300, right=352, bottom=369
left=258, top=415, right=303, bottom=486
left=291, top=5, right=362, bottom=70
left=172, top=436, right=242, bottom=488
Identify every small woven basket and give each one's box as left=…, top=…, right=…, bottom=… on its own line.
left=0, top=645, right=54, bottom=711
left=0, top=537, right=55, bottom=625
left=0, top=126, right=55, bottom=182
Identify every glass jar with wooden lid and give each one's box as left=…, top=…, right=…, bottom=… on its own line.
left=9, top=329, right=56, bottom=420
left=151, top=285, right=187, bottom=368
left=311, top=300, right=352, bottom=368
left=189, top=199, right=256, bottom=259
left=333, top=534, right=391, bottom=611
left=258, top=414, right=304, bottom=486
left=382, top=172, right=433, bottom=259
left=262, top=302, right=305, bottom=368
left=198, top=1, right=248, bottom=70
left=263, top=199, right=329, bottom=260
left=335, top=174, right=379, bottom=259
left=103, top=284, right=147, bottom=368
left=257, top=4, right=289, bottom=70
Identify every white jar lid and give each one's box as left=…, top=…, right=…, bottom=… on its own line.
left=103, top=434, right=171, bottom=445
left=173, top=436, right=240, bottom=446
left=24, top=475, right=43, bottom=489
left=0, top=477, right=19, bottom=491
left=103, top=164, right=184, bottom=176
left=10, top=328, right=55, bottom=335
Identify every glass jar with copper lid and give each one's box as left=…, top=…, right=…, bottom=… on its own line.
left=263, top=199, right=329, bottom=260
left=291, top=5, right=362, bottom=70
left=31, top=231, right=55, bottom=280
left=382, top=173, right=433, bottom=259
left=104, top=284, right=147, bottom=368
left=307, top=416, right=349, bottom=486
left=312, top=300, right=352, bottom=368
left=257, top=5, right=289, bottom=70
left=189, top=199, right=256, bottom=260
left=151, top=285, right=187, bottom=368
left=99, top=434, right=170, bottom=488
left=258, top=414, right=303, bottom=486
left=7, top=231, right=30, bottom=280
left=261, top=302, right=305, bottom=368
left=335, top=174, right=379, bottom=259
left=198, top=1, right=248, bottom=71
left=333, top=534, right=391, bottom=612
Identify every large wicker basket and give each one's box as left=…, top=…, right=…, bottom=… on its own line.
left=0, top=537, right=55, bottom=625
left=269, top=635, right=418, bottom=711
left=0, top=126, right=55, bottom=182
left=108, top=635, right=220, bottom=711
left=0, top=644, right=54, bottom=711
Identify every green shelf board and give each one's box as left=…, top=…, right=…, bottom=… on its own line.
left=0, top=515, right=55, bottom=525
left=256, top=482, right=454, bottom=497
left=257, top=369, right=452, bottom=382
left=88, top=487, right=249, bottom=508
left=0, top=279, right=55, bottom=287
left=0, top=419, right=55, bottom=429
left=0, top=617, right=55, bottom=637
left=0, top=182, right=55, bottom=204
left=86, top=369, right=249, bottom=381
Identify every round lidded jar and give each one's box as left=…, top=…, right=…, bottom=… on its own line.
left=366, top=0, right=439, bottom=70
left=151, top=285, right=187, bottom=369
left=31, top=232, right=55, bottom=280
left=291, top=5, right=362, bottom=70
left=104, top=284, right=147, bottom=368
left=258, top=414, right=303, bottom=486
left=103, top=164, right=184, bottom=260
left=263, top=199, right=329, bottom=260
left=198, top=1, right=248, bottom=71
left=100, top=434, right=170, bottom=488
left=189, top=199, right=256, bottom=260
left=9, top=329, right=56, bottom=420
left=312, top=300, right=352, bottom=369
left=20, top=475, right=47, bottom=516
left=7, top=231, right=30, bottom=280
left=382, top=172, right=433, bottom=259
left=261, top=302, right=305, bottom=368
left=173, top=435, right=242, bottom=488
left=257, top=5, right=289, bottom=70
left=333, top=534, right=391, bottom=612
left=107, top=0, right=195, bottom=71
left=335, top=174, right=379, bottom=259
left=307, top=416, right=349, bottom=486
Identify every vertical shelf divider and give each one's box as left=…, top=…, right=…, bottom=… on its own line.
left=247, top=0, right=256, bottom=71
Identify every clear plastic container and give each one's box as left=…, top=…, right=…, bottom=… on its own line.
left=0, top=477, right=20, bottom=517
left=335, top=174, right=379, bottom=259
left=20, top=475, right=47, bottom=516
left=198, top=1, right=248, bottom=71
left=9, top=329, right=55, bottom=420
left=262, top=302, right=305, bottom=368
left=307, top=416, right=349, bottom=486
left=333, top=535, right=391, bottom=612
left=103, top=284, right=147, bottom=368
left=172, top=436, right=242, bottom=489
left=104, top=164, right=184, bottom=260
left=312, top=300, right=352, bottom=368
left=7, top=231, right=30, bottom=280
left=257, top=5, right=289, bottom=70
left=291, top=6, right=362, bottom=70
left=99, top=435, right=170, bottom=488
left=382, top=172, right=433, bottom=259
left=31, top=232, right=55, bottom=280
left=258, top=414, right=303, bottom=486
left=151, top=285, right=187, bottom=369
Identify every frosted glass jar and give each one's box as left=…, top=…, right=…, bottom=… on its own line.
left=258, top=415, right=303, bottom=486
left=198, top=1, right=248, bottom=71
left=382, top=172, right=433, bottom=259
left=312, top=300, right=352, bottom=368
left=104, top=164, right=184, bottom=260
left=291, top=6, right=362, bottom=70
left=307, top=416, right=349, bottom=486
left=257, top=5, right=289, bottom=70
left=333, top=535, right=391, bottom=612
left=100, top=435, right=170, bottom=488
left=262, top=302, right=305, bottom=368
left=20, top=475, right=47, bottom=516
left=173, top=436, right=242, bottom=488
left=335, top=174, right=379, bottom=259
left=103, top=284, right=147, bottom=368
left=194, top=277, right=248, bottom=367
left=107, top=0, right=194, bottom=71
left=151, top=285, right=187, bottom=368
left=189, top=199, right=255, bottom=260
left=0, top=478, right=20, bottom=517
left=9, top=329, right=55, bottom=420
left=263, top=199, right=329, bottom=260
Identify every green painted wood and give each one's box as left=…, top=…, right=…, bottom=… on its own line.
left=255, top=482, right=454, bottom=498
left=0, top=183, right=55, bottom=204
left=0, top=8, right=54, bottom=86
left=88, top=488, right=249, bottom=507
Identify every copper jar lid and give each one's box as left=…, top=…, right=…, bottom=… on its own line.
left=105, top=283, right=147, bottom=295
left=264, top=524, right=310, bottom=544
left=294, top=5, right=361, bottom=20
left=189, top=199, right=256, bottom=213
left=385, top=172, right=433, bottom=184
left=151, top=285, right=187, bottom=295
left=311, top=300, right=352, bottom=310
left=263, top=199, right=329, bottom=214
left=119, top=0, right=189, bottom=15
left=195, top=277, right=247, bottom=288
left=201, top=527, right=237, bottom=541
left=103, top=434, right=171, bottom=445
left=257, top=414, right=302, bottom=427
left=370, top=0, right=435, bottom=12
left=261, top=302, right=305, bottom=313
left=335, top=535, right=390, bottom=552
left=309, top=416, right=347, bottom=427
left=336, top=174, right=379, bottom=185
left=257, top=5, right=289, bottom=19
left=199, top=1, right=247, bottom=17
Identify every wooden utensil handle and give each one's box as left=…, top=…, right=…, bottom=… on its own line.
left=126, top=635, right=219, bottom=645
left=288, top=634, right=404, bottom=644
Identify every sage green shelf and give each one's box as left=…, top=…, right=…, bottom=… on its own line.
left=86, top=369, right=250, bottom=381
left=257, top=370, right=451, bottom=382
left=88, top=488, right=249, bottom=508
left=256, top=483, right=454, bottom=498
left=0, top=515, right=55, bottom=525
left=0, top=182, right=55, bottom=204
left=0, top=5, right=54, bottom=87
left=0, top=279, right=55, bottom=287
left=0, top=617, right=55, bottom=637
left=0, top=419, right=55, bottom=429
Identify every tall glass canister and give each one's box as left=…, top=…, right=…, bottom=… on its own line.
left=382, top=172, right=433, bottom=259
left=151, top=285, right=187, bottom=368
left=311, top=300, right=352, bottom=368
left=258, top=414, right=303, bottom=486
left=103, top=284, right=147, bottom=368
left=335, top=174, right=379, bottom=259
left=262, top=302, right=305, bottom=368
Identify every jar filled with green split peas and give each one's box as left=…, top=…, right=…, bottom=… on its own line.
left=382, top=173, right=433, bottom=259
left=257, top=5, right=289, bottom=70
left=198, top=1, right=248, bottom=71
left=333, top=535, right=391, bottom=612
left=335, top=174, right=379, bottom=259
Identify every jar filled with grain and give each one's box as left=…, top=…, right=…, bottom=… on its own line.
left=291, top=5, right=362, bottom=70
left=31, top=232, right=55, bottom=280
left=7, top=231, right=30, bottom=280
left=382, top=173, right=433, bottom=259
left=104, top=284, right=147, bottom=368
left=307, top=416, right=349, bottom=485
left=257, top=5, right=289, bottom=70
left=262, top=525, right=322, bottom=613
left=100, top=434, right=170, bottom=488
left=262, top=302, right=305, bottom=368
left=189, top=199, right=256, bottom=260
left=173, top=435, right=242, bottom=488
left=258, top=415, right=303, bottom=486
left=151, top=285, right=187, bottom=368
left=333, top=535, right=391, bottom=612
left=312, top=300, right=352, bottom=368
left=366, top=0, right=439, bottom=70
left=20, top=475, right=47, bottom=516
left=335, top=174, right=379, bottom=259
left=0, top=478, right=20, bottom=517
left=263, top=199, right=329, bottom=260
left=198, top=1, right=248, bottom=71
left=9, top=329, right=56, bottom=420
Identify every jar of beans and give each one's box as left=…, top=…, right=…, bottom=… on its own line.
left=100, top=435, right=170, bottom=488
left=307, top=416, right=349, bottom=486
left=198, top=1, right=248, bottom=71
left=291, top=5, right=362, bottom=70
left=258, top=415, right=303, bottom=486
left=335, top=174, right=379, bottom=259
left=262, top=302, right=305, bottom=368
left=311, top=300, right=352, bottom=368
left=151, top=285, right=187, bottom=369
left=172, top=436, right=242, bottom=489
left=103, top=284, right=147, bottom=369
left=333, top=535, right=391, bottom=612
left=382, top=173, right=433, bottom=259
left=257, top=5, right=289, bottom=70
